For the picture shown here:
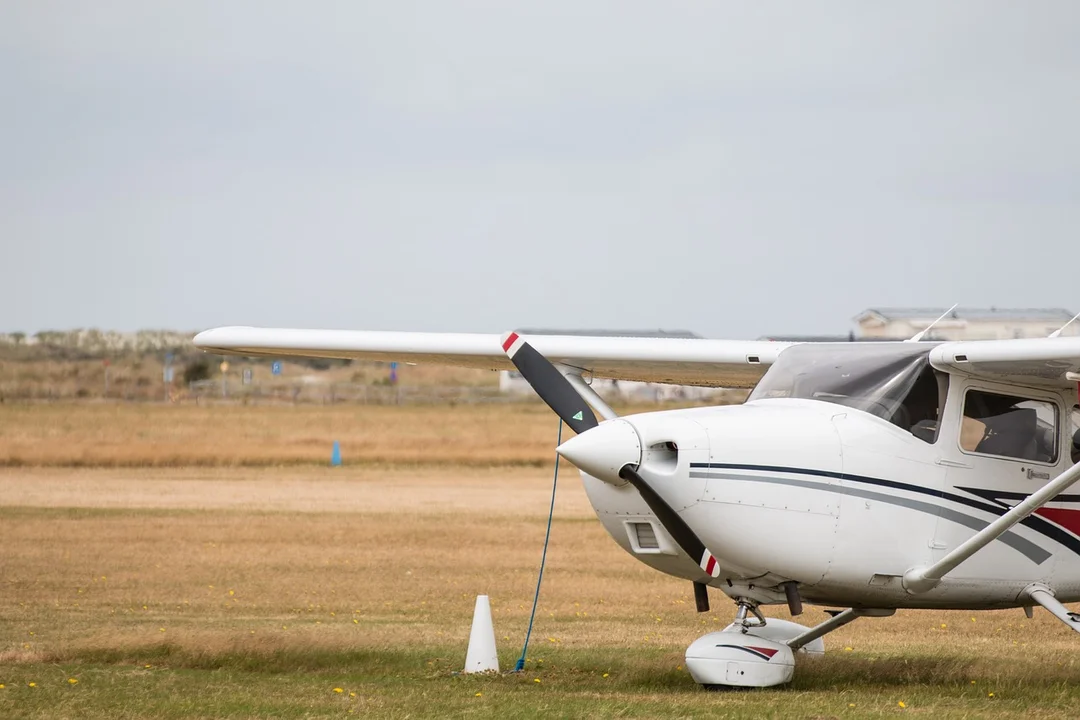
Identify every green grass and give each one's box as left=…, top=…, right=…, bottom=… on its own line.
left=2, top=642, right=1079, bottom=719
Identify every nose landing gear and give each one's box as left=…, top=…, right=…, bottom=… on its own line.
left=685, top=597, right=797, bottom=688
left=732, top=598, right=767, bottom=633
left=685, top=598, right=894, bottom=688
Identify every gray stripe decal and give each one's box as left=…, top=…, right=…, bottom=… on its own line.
left=690, top=471, right=1051, bottom=565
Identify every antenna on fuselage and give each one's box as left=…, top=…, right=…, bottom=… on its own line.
left=905, top=304, right=959, bottom=343
left=1048, top=311, right=1080, bottom=338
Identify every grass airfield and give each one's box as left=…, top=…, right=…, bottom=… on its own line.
left=2, top=405, right=1080, bottom=718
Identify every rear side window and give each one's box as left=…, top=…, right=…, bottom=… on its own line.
left=960, top=390, right=1058, bottom=463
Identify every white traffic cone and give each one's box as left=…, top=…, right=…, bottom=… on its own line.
left=463, top=594, right=500, bottom=673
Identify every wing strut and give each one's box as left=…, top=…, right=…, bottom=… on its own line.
left=1025, top=584, right=1080, bottom=634
left=903, top=459, right=1080, bottom=593
left=786, top=608, right=895, bottom=651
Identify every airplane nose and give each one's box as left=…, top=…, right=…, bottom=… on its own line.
left=557, top=419, right=642, bottom=483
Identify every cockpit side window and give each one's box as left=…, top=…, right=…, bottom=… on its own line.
left=907, top=369, right=948, bottom=444
left=961, top=389, right=1058, bottom=463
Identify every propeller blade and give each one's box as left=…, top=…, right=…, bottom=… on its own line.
left=619, top=464, right=721, bottom=579
left=501, top=332, right=599, bottom=434
left=501, top=331, right=721, bottom=580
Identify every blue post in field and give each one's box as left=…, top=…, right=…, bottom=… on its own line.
left=331, top=441, right=342, bottom=467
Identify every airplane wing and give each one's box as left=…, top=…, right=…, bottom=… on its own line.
left=192, top=327, right=793, bottom=388
left=929, top=337, right=1080, bottom=388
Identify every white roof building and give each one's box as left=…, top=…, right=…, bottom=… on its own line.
left=854, top=307, right=1079, bottom=341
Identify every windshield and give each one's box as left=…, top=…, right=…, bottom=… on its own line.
left=749, top=344, right=940, bottom=436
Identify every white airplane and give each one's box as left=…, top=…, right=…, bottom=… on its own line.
left=194, top=320, right=1080, bottom=688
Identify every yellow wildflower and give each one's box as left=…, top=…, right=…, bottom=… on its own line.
left=68, top=678, right=78, bottom=685
left=333, top=687, right=344, bottom=694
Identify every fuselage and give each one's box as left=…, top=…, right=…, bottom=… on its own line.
left=576, top=364, right=1080, bottom=610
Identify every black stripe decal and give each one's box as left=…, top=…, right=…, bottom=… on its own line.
left=691, top=462, right=1080, bottom=558
left=957, top=486, right=1080, bottom=507
left=691, top=471, right=1050, bottom=564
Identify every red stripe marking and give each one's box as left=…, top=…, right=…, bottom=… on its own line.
left=1034, top=507, right=1080, bottom=537
left=704, top=554, right=717, bottom=576
left=501, top=332, right=519, bottom=353
left=747, top=646, right=779, bottom=659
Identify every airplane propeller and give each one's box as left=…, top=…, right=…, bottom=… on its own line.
left=501, top=332, right=598, bottom=435
left=501, top=331, right=722, bottom=582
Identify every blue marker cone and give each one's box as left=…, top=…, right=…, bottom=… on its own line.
left=331, top=441, right=342, bottom=467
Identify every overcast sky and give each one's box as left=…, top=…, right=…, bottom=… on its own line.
left=2, top=2, right=1078, bottom=339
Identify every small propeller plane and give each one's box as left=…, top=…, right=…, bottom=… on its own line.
left=195, top=320, right=1080, bottom=688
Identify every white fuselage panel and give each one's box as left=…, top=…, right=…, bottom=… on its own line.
left=578, top=395, right=1080, bottom=609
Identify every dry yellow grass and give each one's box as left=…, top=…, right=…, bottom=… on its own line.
left=1, top=467, right=1075, bottom=656
left=0, top=403, right=568, bottom=467
left=0, top=402, right=712, bottom=468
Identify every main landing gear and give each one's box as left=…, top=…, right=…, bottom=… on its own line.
left=684, top=598, right=895, bottom=688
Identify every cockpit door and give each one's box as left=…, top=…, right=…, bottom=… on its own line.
left=933, top=378, right=1067, bottom=587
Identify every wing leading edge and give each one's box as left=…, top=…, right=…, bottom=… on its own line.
left=192, top=326, right=793, bottom=388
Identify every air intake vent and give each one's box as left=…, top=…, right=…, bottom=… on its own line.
left=632, top=522, right=659, bottom=550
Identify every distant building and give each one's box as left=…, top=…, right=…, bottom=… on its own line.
left=499, top=328, right=726, bottom=401
left=758, top=333, right=859, bottom=343
left=854, top=307, right=1078, bottom=341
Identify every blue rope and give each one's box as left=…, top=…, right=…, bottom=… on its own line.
left=513, top=419, right=563, bottom=673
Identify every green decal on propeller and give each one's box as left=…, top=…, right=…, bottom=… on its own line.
left=572, top=410, right=584, bottom=421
